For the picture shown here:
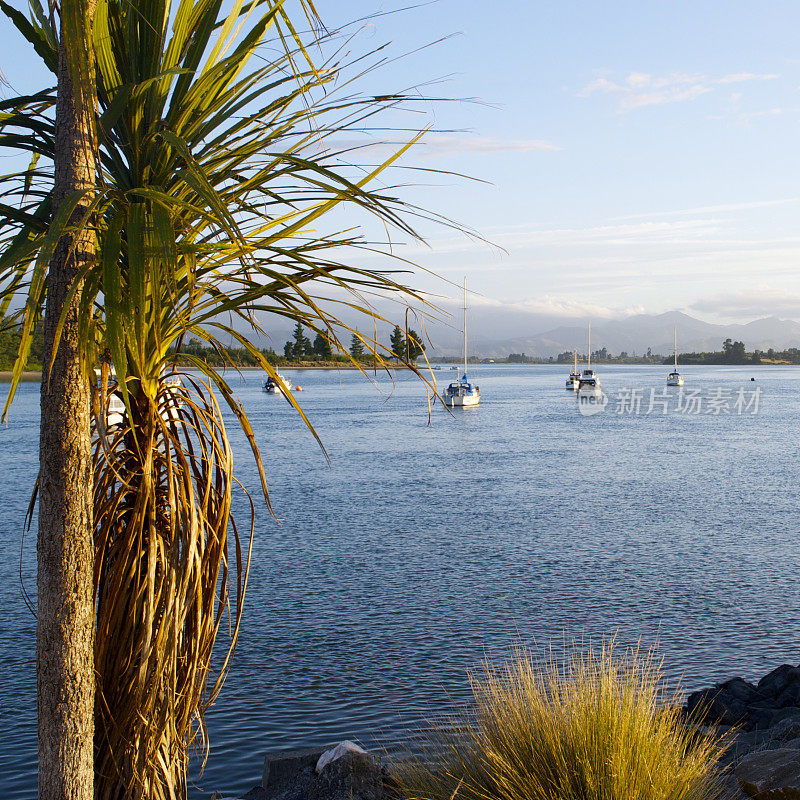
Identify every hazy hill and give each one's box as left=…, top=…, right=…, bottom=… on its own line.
left=217, top=304, right=800, bottom=360
left=429, top=311, right=800, bottom=359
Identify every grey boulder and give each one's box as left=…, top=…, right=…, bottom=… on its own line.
left=737, top=749, right=800, bottom=799
left=686, top=686, right=748, bottom=726
left=771, top=713, right=800, bottom=743
left=262, top=747, right=325, bottom=800
left=307, top=749, right=384, bottom=800
left=758, top=667, right=800, bottom=702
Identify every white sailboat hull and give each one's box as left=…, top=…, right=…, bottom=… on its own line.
left=97, top=374, right=184, bottom=429
left=667, top=375, right=684, bottom=386
left=264, top=375, right=292, bottom=393
left=442, top=390, right=480, bottom=407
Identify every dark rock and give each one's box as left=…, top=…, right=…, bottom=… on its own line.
left=686, top=687, right=748, bottom=726
left=750, top=705, right=780, bottom=731
left=717, top=729, right=770, bottom=777
left=732, top=730, right=771, bottom=755
left=773, top=709, right=800, bottom=726
left=758, top=666, right=800, bottom=702
left=262, top=747, right=326, bottom=800
left=723, top=771, right=751, bottom=800
left=770, top=713, right=800, bottom=743
left=243, top=787, right=268, bottom=800
left=307, top=750, right=384, bottom=800
left=724, top=678, right=763, bottom=705
left=776, top=685, right=800, bottom=709
left=736, top=748, right=800, bottom=799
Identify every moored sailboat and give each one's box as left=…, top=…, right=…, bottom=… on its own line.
left=667, top=327, right=684, bottom=386
left=565, top=349, right=580, bottom=390
left=442, top=278, right=481, bottom=407
left=577, top=321, right=603, bottom=400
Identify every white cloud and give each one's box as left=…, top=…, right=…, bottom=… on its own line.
left=615, top=197, right=800, bottom=220
left=422, top=136, right=562, bottom=155
left=433, top=292, right=645, bottom=320
left=579, top=71, right=779, bottom=111
left=504, top=296, right=645, bottom=319
left=322, top=135, right=561, bottom=159
left=691, top=286, right=800, bottom=318
left=716, top=72, right=780, bottom=84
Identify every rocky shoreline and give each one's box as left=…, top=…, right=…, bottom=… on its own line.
left=227, top=663, right=800, bottom=800
left=237, top=741, right=393, bottom=800
left=687, top=663, right=800, bottom=799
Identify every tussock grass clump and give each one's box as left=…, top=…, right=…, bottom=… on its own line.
left=393, top=642, right=730, bottom=800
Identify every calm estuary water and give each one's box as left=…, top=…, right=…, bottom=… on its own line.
left=2, top=364, right=800, bottom=798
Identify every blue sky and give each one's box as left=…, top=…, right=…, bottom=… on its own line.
left=314, top=0, right=800, bottom=324
left=4, top=0, right=800, bottom=325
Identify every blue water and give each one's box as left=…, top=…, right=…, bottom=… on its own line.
left=2, top=364, right=800, bottom=798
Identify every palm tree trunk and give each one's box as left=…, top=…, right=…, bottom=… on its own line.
left=38, top=4, right=97, bottom=799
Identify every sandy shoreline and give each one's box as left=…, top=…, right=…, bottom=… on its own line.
left=0, top=371, right=43, bottom=382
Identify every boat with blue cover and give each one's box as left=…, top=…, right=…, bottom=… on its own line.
left=441, top=278, right=481, bottom=407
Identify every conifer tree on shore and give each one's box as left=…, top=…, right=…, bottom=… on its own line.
left=390, top=325, right=406, bottom=359
left=350, top=333, right=366, bottom=360
left=406, top=328, right=425, bottom=361
left=313, top=332, right=333, bottom=360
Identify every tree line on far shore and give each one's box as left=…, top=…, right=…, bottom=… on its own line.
left=0, top=318, right=42, bottom=370
left=0, top=318, right=427, bottom=371
left=9, top=321, right=797, bottom=371
left=665, top=339, right=800, bottom=365
left=280, top=322, right=425, bottom=364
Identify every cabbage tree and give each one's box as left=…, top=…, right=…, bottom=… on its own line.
left=0, top=0, right=451, bottom=796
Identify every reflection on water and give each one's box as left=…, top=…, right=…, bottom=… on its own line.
left=2, top=364, right=799, bottom=798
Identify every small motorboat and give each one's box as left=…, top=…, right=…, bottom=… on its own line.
left=666, top=370, right=684, bottom=387
left=264, top=374, right=292, bottom=394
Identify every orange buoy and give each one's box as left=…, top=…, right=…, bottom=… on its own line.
left=294, top=385, right=303, bottom=391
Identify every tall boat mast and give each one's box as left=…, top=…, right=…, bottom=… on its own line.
left=463, top=276, right=468, bottom=376
left=674, top=326, right=678, bottom=369
left=667, top=325, right=685, bottom=386
left=587, top=320, right=591, bottom=369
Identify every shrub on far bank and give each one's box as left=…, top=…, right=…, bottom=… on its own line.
left=392, top=642, right=730, bottom=800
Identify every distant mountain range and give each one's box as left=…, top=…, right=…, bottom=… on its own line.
left=236, top=305, right=800, bottom=360
left=427, top=311, right=800, bottom=359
